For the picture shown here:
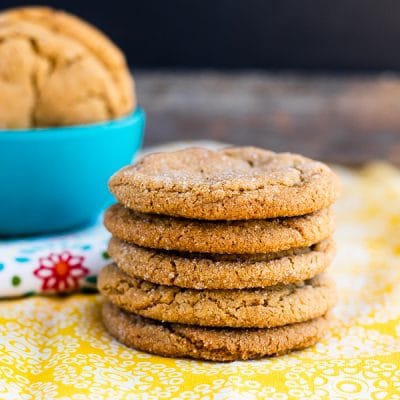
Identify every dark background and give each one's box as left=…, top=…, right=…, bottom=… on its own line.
left=3, top=0, right=400, bottom=71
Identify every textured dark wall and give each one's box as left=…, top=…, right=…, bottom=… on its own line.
left=2, top=0, right=400, bottom=71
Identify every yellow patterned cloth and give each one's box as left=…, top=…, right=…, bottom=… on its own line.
left=1, top=163, right=400, bottom=400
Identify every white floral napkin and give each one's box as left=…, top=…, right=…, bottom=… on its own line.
left=0, top=219, right=110, bottom=297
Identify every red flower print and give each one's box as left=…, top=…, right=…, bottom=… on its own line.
left=34, top=251, right=89, bottom=292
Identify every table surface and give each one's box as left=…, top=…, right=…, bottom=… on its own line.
left=136, top=71, right=400, bottom=165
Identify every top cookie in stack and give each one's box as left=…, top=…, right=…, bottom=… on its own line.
left=108, top=147, right=339, bottom=220
left=99, top=146, right=340, bottom=361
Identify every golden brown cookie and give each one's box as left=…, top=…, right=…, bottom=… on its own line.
left=0, top=6, right=134, bottom=128
left=108, top=237, right=335, bottom=289
left=104, top=203, right=335, bottom=254
left=109, top=147, right=340, bottom=220
left=98, top=264, right=336, bottom=328
left=102, top=301, right=331, bottom=361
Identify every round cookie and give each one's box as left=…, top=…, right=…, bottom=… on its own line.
left=104, top=203, right=335, bottom=254
left=102, top=301, right=331, bottom=361
left=108, top=237, right=335, bottom=289
left=109, top=147, right=340, bottom=220
left=98, top=264, right=336, bottom=328
left=0, top=7, right=134, bottom=128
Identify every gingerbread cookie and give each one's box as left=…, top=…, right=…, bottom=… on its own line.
left=104, top=203, right=334, bottom=254
left=108, top=237, right=335, bottom=289
left=102, top=301, right=330, bottom=361
left=109, top=147, right=340, bottom=220
left=98, top=264, right=336, bottom=328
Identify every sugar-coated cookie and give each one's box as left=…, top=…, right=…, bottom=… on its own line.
left=109, top=147, right=340, bottom=220
left=98, top=264, right=336, bottom=328
left=108, top=237, right=335, bottom=289
left=104, top=203, right=335, bottom=254
left=102, top=301, right=330, bottom=362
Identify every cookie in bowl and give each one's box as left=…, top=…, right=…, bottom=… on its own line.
left=0, top=6, right=135, bottom=128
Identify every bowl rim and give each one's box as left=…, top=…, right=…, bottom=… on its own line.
left=0, top=107, right=145, bottom=139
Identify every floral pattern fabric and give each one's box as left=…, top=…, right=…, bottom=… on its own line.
left=34, top=252, right=89, bottom=292
left=1, top=162, right=400, bottom=399
left=0, top=221, right=109, bottom=297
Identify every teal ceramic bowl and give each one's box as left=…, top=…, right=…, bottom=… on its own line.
left=0, top=108, right=145, bottom=236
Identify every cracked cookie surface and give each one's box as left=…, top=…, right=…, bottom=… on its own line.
left=98, top=264, right=336, bottom=328
left=0, top=6, right=134, bottom=128
left=104, top=203, right=335, bottom=254
left=109, top=147, right=340, bottom=220
left=102, top=301, right=330, bottom=361
left=108, top=237, right=335, bottom=289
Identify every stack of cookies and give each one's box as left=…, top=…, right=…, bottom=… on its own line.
left=99, top=147, right=340, bottom=361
